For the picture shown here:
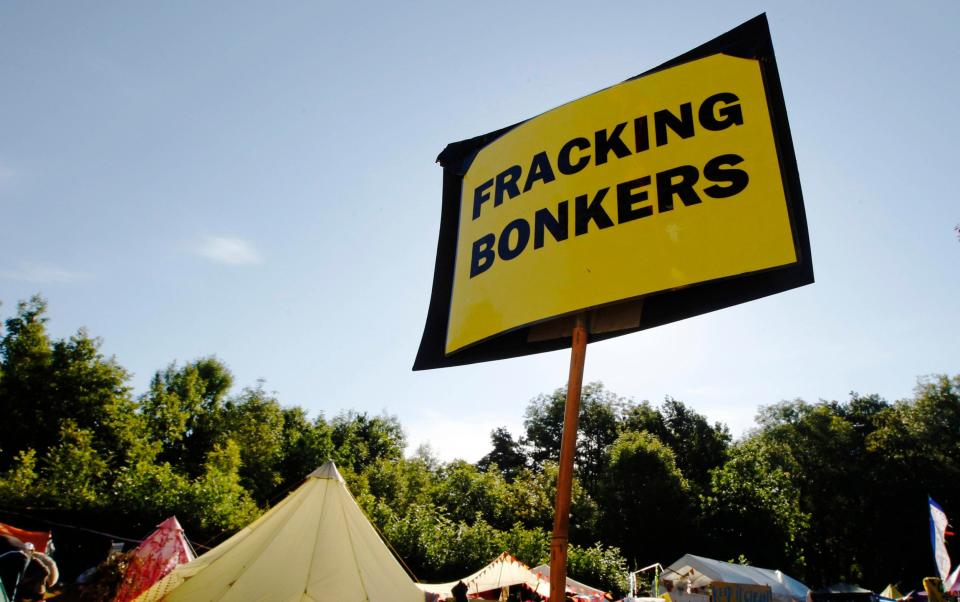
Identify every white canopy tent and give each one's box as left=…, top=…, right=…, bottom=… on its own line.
left=417, top=553, right=551, bottom=600
left=664, top=554, right=809, bottom=602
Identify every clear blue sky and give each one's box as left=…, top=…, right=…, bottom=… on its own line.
left=2, top=1, right=957, bottom=461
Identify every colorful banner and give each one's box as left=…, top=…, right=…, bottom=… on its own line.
left=712, top=581, right=773, bottom=602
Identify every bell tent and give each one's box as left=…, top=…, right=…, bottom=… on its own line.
left=135, top=461, right=425, bottom=602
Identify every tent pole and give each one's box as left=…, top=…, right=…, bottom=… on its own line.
left=549, top=313, right=588, bottom=602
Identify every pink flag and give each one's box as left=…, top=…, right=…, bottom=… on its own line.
left=114, top=517, right=195, bottom=602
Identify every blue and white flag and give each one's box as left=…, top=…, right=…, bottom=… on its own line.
left=930, top=496, right=952, bottom=581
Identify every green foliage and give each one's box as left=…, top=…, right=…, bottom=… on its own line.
left=38, top=421, right=109, bottom=508
left=567, top=542, right=629, bottom=597
left=701, top=436, right=809, bottom=569
left=524, top=382, right=625, bottom=496
left=365, top=455, right=435, bottom=516
left=330, top=410, right=406, bottom=473
left=2, top=296, right=959, bottom=593
left=0, top=449, right=38, bottom=504
left=600, top=431, right=691, bottom=565
left=622, top=397, right=730, bottom=495
left=504, top=467, right=556, bottom=528
left=276, top=407, right=334, bottom=491
left=140, top=357, right=234, bottom=477
left=430, top=460, right=513, bottom=528
left=1, top=297, right=59, bottom=466
left=477, top=427, right=527, bottom=481
left=185, top=440, right=260, bottom=533
left=48, top=329, right=142, bottom=466
left=3, top=297, right=142, bottom=464
left=500, top=523, right=550, bottom=568
left=372, top=499, right=550, bottom=582
left=221, top=384, right=286, bottom=503
left=111, top=459, right=190, bottom=518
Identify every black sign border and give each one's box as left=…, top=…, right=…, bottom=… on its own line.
left=414, top=13, right=813, bottom=371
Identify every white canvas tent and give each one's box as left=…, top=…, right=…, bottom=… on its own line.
left=135, top=461, right=425, bottom=602
left=665, top=554, right=809, bottom=602
left=417, top=552, right=551, bottom=600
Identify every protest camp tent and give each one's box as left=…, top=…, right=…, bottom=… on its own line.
left=879, top=585, right=902, bottom=601
left=665, top=554, right=809, bottom=602
left=809, top=583, right=877, bottom=602
left=134, top=461, right=425, bottom=602
left=532, top=564, right=608, bottom=601
left=114, top=516, right=195, bottom=602
left=417, top=552, right=551, bottom=600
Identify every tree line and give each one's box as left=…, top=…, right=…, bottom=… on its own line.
left=0, top=295, right=957, bottom=596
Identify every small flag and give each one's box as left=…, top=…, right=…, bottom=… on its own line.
left=930, top=496, right=952, bottom=581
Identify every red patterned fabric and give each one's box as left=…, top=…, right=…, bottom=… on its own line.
left=114, top=517, right=194, bottom=602
left=0, top=522, right=51, bottom=553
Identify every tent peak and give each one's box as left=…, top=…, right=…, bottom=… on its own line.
left=155, top=516, right=184, bottom=531
left=307, top=460, right=344, bottom=482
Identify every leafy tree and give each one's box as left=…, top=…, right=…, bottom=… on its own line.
left=276, top=407, right=334, bottom=490
left=48, top=330, right=144, bottom=467
left=184, top=439, right=260, bottom=533
left=500, top=523, right=550, bottom=569
left=112, top=459, right=190, bottom=520
left=701, top=436, right=809, bottom=571
left=330, top=411, right=405, bottom=474
left=220, top=383, right=286, bottom=503
left=510, top=462, right=599, bottom=542
left=567, top=542, right=629, bottom=597
left=504, top=467, right=556, bottom=530
left=863, top=376, right=960, bottom=585
left=38, top=421, right=109, bottom=509
left=140, top=357, right=234, bottom=476
left=620, top=400, right=664, bottom=434
left=599, top=431, right=691, bottom=567
left=622, top=397, right=729, bottom=495
left=0, top=296, right=55, bottom=467
left=7, top=296, right=959, bottom=594
left=0, top=449, right=38, bottom=505
left=477, top=427, right=527, bottom=481
left=524, top=382, right=624, bottom=496
left=0, top=296, right=144, bottom=473
left=364, top=455, right=436, bottom=516
left=752, top=398, right=877, bottom=583
left=658, top=398, right=730, bottom=490
left=430, top=460, right=513, bottom=529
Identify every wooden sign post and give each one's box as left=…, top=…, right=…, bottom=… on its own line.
left=549, top=314, right=588, bottom=602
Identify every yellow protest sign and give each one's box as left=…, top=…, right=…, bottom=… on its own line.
left=414, top=14, right=812, bottom=370
left=448, top=53, right=795, bottom=354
